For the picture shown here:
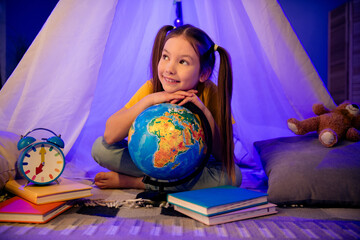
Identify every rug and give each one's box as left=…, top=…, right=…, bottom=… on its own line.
left=1, top=184, right=360, bottom=240
left=1, top=205, right=360, bottom=240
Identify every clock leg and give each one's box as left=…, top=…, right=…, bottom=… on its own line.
left=24, top=181, right=31, bottom=188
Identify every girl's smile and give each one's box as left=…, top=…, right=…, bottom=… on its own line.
left=163, top=76, right=180, bottom=83
left=158, top=36, right=206, bottom=93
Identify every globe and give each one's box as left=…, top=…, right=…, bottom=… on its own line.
left=128, top=103, right=207, bottom=181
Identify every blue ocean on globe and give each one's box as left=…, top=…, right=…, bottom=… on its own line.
left=128, top=103, right=206, bottom=180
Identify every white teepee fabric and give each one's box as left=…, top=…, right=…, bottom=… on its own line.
left=0, top=0, right=117, bottom=153
left=0, top=0, right=334, bottom=178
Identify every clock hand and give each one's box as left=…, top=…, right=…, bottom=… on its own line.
left=35, top=162, right=44, bottom=175
left=39, top=146, right=46, bottom=164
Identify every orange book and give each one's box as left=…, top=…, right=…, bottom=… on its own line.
left=0, top=196, right=72, bottom=223
left=5, top=177, right=92, bottom=204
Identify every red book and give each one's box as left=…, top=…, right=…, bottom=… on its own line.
left=0, top=196, right=72, bottom=223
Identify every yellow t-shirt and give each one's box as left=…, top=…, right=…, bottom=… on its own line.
left=124, top=80, right=221, bottom=125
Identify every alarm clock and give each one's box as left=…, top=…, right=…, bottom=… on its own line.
left=17, top=128, right=65, bottom=186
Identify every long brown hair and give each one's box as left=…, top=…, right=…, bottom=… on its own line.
left=150, top=25, right=235, bottom=184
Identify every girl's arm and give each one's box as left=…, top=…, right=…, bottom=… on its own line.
left=104, top=91, right=193, bottom=145
left=104, top=95, right=153, bottom=145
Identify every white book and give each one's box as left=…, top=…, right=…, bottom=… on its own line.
left=174, top=203, right=277, bottom=226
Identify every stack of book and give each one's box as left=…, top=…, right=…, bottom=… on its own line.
left=167, top=185, right=277, bottom=226
left=0, top=177, right=92, bottom=223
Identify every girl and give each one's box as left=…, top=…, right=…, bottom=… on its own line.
left=91, top=24, right=242, bottom=191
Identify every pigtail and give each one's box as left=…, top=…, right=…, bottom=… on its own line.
left=216, top=46, right=235, bottom=184
left=151, top=25, right=174, bottom=93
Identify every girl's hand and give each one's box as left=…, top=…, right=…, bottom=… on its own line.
left=149, top=90, right=198, bottom=106
left=150, top=89, right=206, bottom=112
left=172, top=90, right=206, bottom=112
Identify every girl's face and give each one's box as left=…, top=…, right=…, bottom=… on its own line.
left=158, top=36, right=206, bottom=93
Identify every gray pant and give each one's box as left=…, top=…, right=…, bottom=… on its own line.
left=91, top=136, right=242, bottom=192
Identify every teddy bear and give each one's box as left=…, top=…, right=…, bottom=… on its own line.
left=287, top=101, right=360, bottom=147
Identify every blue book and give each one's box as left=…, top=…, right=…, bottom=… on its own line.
left=167, top=185, right=268, bottom=216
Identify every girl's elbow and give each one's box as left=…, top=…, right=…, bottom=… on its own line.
left=103, top=131, right=115, bottom=145
left=104, top=119, right=117, bottom=144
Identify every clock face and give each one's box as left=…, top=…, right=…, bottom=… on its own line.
left=18, top=142, right=65, bottom=185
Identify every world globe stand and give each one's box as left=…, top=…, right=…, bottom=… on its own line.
left=136, top=102, right=213, bottom=202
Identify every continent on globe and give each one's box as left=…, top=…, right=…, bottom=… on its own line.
left=148, top=109, right=204, bottom=168
left=148, top=116, right=188, bottom=168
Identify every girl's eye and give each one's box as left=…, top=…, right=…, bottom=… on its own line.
left=179, top=59, right=189, bottom=65
left=162, top=54, right=169, bottom=60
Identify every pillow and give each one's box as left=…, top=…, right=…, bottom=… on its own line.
left=254, top=133, right=360, bottom=207
left=0, top=131, right=20, bottom=190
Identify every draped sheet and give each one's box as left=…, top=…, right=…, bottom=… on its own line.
left=0, top=0, right=334, bottom=178
left=0, top=0, right=117, bottom=153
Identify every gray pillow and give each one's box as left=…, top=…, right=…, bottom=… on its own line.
left=254, top=133, right=360, bottom=207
